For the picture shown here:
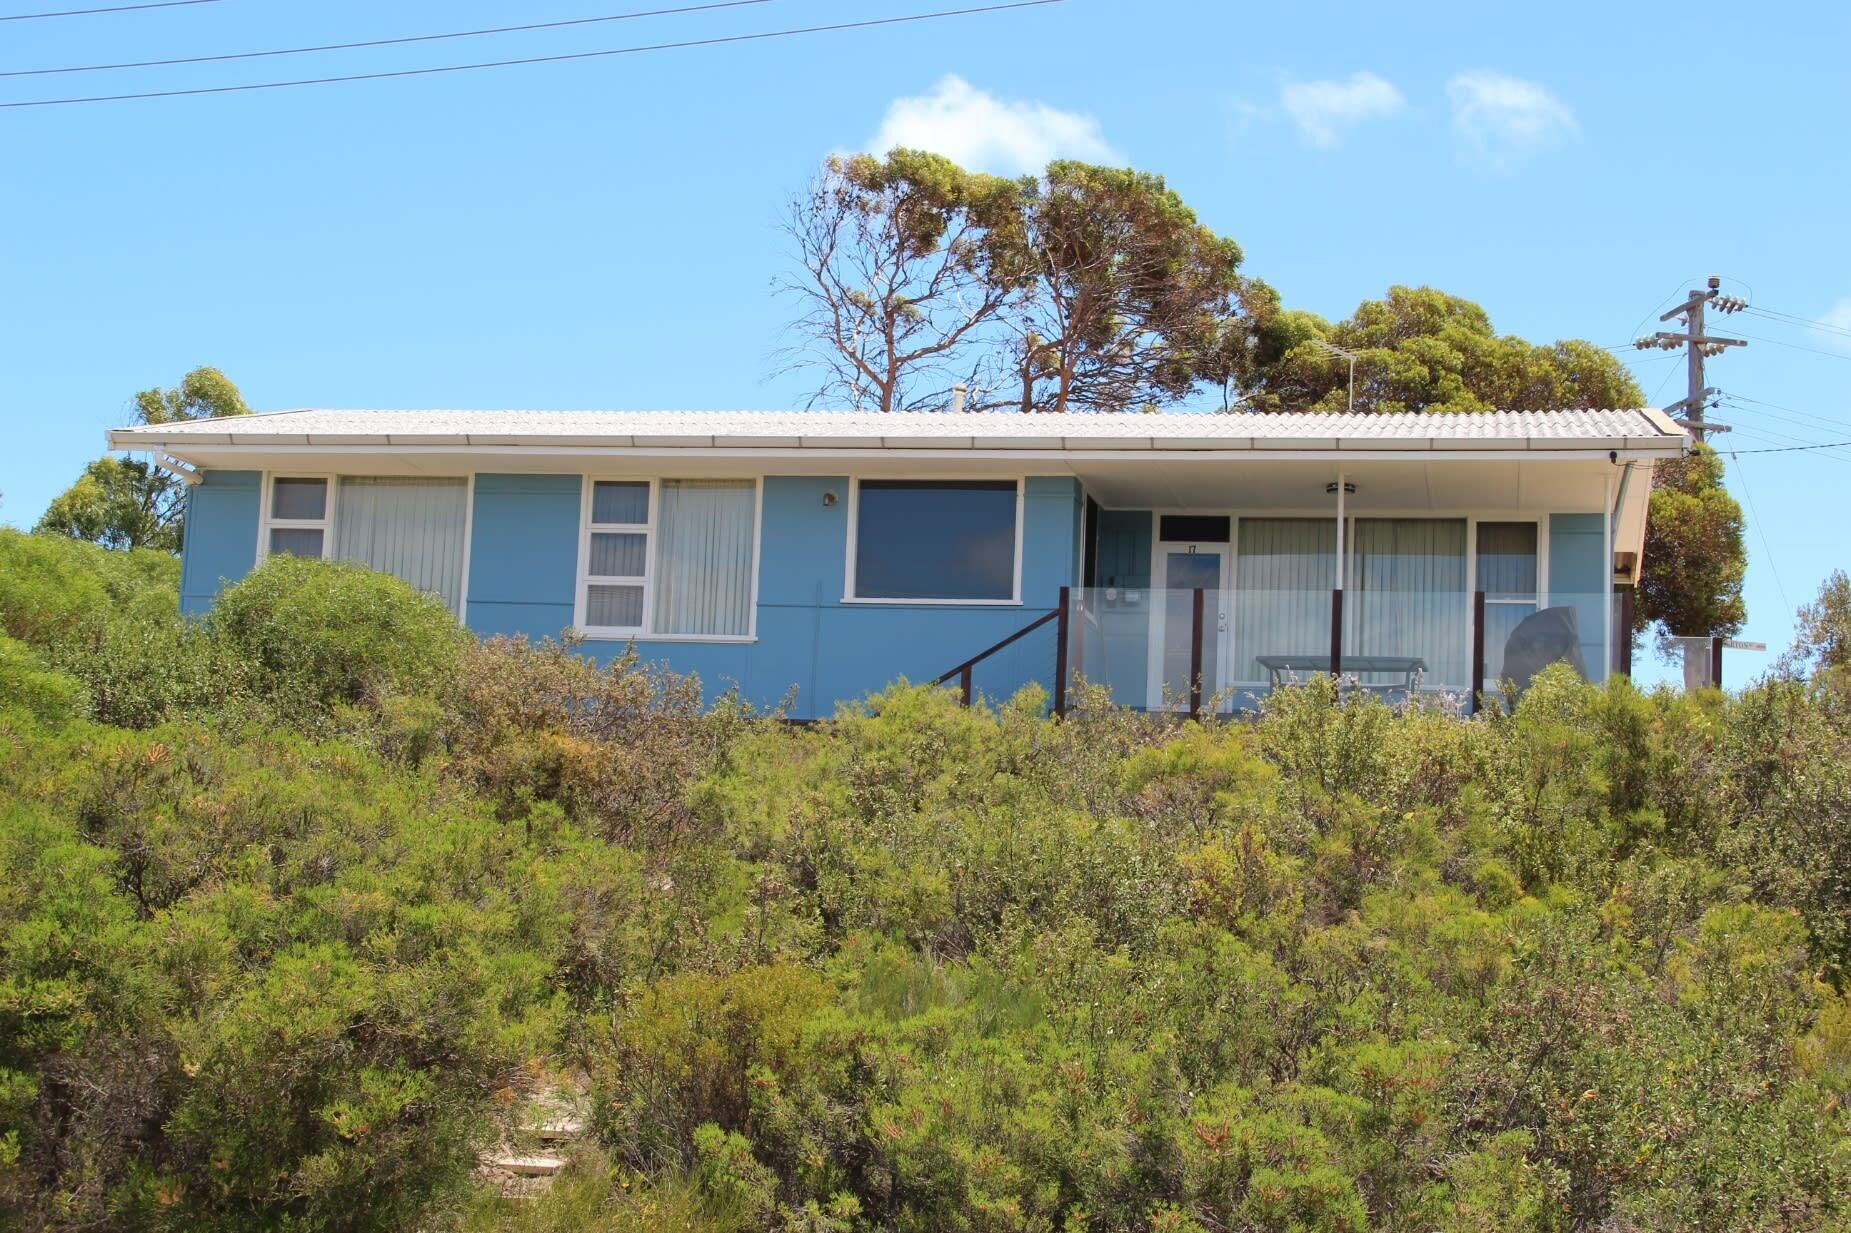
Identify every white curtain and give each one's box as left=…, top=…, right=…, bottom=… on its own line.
left=334, top=477, right=468, bottom=613
left=1347, top=519, right=1468, bottom=689
left=653, top=480, right=755, bottom=636
left=1234, top=519, right=1336, bottom=681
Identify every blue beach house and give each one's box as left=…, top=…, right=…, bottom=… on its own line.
left=108, top=408, right=1685, bottom=720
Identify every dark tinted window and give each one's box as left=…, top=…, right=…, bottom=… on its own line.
left=1477, top=522, right=1539, bottom=598
left=854, top=480, right=1017, bottom=601
left=1159, top=514, right=1231, bottom=544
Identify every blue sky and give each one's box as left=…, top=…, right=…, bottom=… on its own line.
left=3, top=0, right=1847, bottom=686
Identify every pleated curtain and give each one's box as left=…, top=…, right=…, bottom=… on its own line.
left=1234, top=519, right=1337, bottom=681
left=1346, top=519, right=1468, bottom=689
left=652, top=480, right=755, bottom=636
left=334, top=477, right=468, bottom=613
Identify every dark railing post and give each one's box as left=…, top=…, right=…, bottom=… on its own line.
left=1710, top=635, right=1724, bottom=689
left=1054, top=585, right=1071, bottom=719
left=1329, top=589, right=1344, bottom=680
left=959, top=664, right=973, bottom=706
left=1619, top=591, right=1635, bottom=679
left=1471, top=590, right=1486, bottom=714
left=1189, top=587, right=1204, bottom=717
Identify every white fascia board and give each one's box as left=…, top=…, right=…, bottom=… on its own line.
left=138, top=441, right=1688, bottom=470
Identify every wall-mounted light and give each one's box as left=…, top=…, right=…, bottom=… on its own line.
left=822, top=490, right=838, bottom=507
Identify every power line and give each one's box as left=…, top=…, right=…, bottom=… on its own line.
left=1725, top=330, right=1851, bottom=362
left=1, top=0, right=217, bottom=19
left=0, top=0, right=1065, bottom=108
left=1724, top=439, right=1851, bottom=455
left=0, top=0, right=773, bottom=78
left=1717, top=396, right=1851, bottom=435
left=1724, top=453, right=1792, bottom=613
left=1741, top=304, right=1851, bottom=340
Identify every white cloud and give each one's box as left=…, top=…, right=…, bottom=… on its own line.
left=864, top=75, right=1119, bottom=174
left=1447, top=70, right=1578, bottom=172
left=1278, top=72, right=1405, bottom=148
left=1816, top=298, right=1851, bottom=352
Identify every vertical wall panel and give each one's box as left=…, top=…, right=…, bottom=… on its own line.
left=178, top=470, right=261, bottom=617
left=1549, top=513, right=1608, bottom=678
left=464, top=474, right=582, bottom=639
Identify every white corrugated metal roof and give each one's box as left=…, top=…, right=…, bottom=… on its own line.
left=110, top=407, right=1684, bottom=451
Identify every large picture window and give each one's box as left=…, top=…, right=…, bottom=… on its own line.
left=577, top=478, right=759, bottom=639
left=850, top=479, right=1020, bottom=602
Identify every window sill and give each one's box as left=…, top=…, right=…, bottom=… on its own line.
left=839, top=597, right=1023, bottom=608
left=574, top=629, right=757, bottom=645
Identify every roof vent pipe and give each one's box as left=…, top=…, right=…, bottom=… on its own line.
left=951, top=383, right=967, bottom=414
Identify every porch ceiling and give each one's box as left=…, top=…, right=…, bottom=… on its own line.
left=1072, top=456, right=1619, bottom=514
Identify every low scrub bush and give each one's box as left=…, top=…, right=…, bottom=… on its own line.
left=1, top=542, right=1848, bottom=1231
left=209, top=555, right=469, bottom=710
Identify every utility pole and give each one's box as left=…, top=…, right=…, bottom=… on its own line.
left=1634, top=275, right=1746, bottom=443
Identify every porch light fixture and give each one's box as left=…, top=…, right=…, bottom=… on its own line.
left=1325, top=481, right=1357, bottom=495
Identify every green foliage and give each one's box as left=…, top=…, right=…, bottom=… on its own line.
left=0, top=528, right=179, bottom=642
left=1786, top=568, right=1851, bottom=690
left=3, top=553, right=1849, bottom=1231
left=1637, top=444, right=1748, bottom=644
left=1011, top=161, right=1248, bottom=413
left=34, top=456, right=179, bottom=552
left=1249, top=284, right=1646, bottom=414
left=210, top=555, right=469, bottom=711
left=37, top=366, right=249, bottom=553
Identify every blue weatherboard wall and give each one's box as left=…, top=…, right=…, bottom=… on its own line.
left=463, top=474, right=582, bottom=639
left=1549, top=513, right=1609, bottom=678
left=455, top=472, right=1082, bottom=719
left=668, top=474, right=1078, bottom=717
left=178, top=470, right=261, bottom=616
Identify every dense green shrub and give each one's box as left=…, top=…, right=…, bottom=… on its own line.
left=0, top=527, right=178, bottom=645
left=2, top=545, right=1849, bottom=1232
left=209, top=555, right=469, bottom=709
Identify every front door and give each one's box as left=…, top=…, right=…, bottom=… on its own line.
left=1151, top=546, right=1227, bottom=710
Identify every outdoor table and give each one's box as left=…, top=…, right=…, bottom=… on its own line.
left=1255, top=654, right=1429, bottom=692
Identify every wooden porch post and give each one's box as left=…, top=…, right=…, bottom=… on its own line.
left=1054, top=585, right=1071, bottom=719
left=1471, top=590, right=1486, bottom=715
left=1619, top=591, right=1634, bottom=679
left=1329, top=589, right=1344, bottom=680
left=1189, top=587, right=1204, bottom=718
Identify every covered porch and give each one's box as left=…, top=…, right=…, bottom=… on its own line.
left=1059, top=453, right=1645, bottom=713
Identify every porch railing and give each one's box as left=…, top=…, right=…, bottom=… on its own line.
left=939, top=584, right=1628, bottom=718
left=932, top=586, right=1072, bottom=717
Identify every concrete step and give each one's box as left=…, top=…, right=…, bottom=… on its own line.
left=483, top=1154, right=567, bottom=1177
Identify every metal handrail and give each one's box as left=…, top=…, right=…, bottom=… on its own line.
left=932, top=586, right=1072, bottom=716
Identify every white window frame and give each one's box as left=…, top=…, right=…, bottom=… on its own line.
left=842, top=475, right=1025, bottom=606
left=257, top=472, right=335, bottom=562
left=573, top=475, right=763, bottom=643
left=1470, top=516, right=1548, bottom=610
